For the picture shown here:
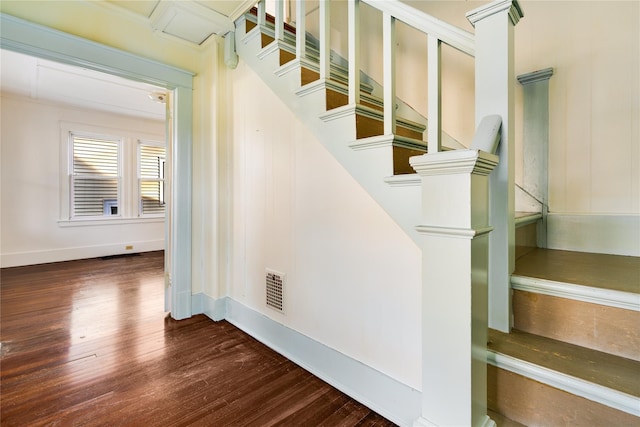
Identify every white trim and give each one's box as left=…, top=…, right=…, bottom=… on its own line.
left=58, top=217, right=163, bottom=227
left=349, top=134, right=427, bottom=152
left=0, top=240, right=164, bottom=268
left=514, top=212, right=542, bottom=227
left=487, top=351, right=640, bottom=416
left=466, top=0, right=524, bottom=27
left=546, top=213, right=640, bottom=256
left=416, top=225, right=493, bottom=239
left=362, top=0, right=475, bottom=57
left=223, top=298, right=422, bottom=427
left=192, top=293, right=228, bottom=321
left=384, top=174, right=421, bottom=187
left=410, top=149, right=499, bottom=177
left=511, top=275, right=640, bottom=312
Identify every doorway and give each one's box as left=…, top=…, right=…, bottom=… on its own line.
left=0, top=14, right=194, bottom=320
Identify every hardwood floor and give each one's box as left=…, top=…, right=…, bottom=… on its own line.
left=1, top=252, right=395, bottom=427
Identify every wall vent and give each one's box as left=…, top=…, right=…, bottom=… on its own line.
left=265, top=269, right=285, bottom=313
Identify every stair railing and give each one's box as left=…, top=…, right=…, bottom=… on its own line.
left=251, top=1, right=522, bottom=425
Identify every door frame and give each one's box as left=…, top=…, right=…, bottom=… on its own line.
left=1, top=13, right=194, bottom=319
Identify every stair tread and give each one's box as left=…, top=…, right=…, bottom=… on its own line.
left=514, top=248, right=640, bottom=295
left=488, top=410, right=526, bottom=427
left=488, top=328, right=640, bottom=398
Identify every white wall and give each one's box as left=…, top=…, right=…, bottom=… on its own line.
left=0, top=94, right=166, bottom=267
left=227, top=59, right=423, bottom=390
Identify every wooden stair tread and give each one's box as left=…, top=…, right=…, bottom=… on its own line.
left=488, top=328, right=640, bottom=398
left=514, top=248, right=640, bottom=294
left=487, top=410, right=526, bottom=427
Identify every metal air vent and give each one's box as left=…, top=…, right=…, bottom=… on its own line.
left=265, top=269, right=284, bottom=312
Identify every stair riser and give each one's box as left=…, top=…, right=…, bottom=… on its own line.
left=513, top=289, right=640, bottom=361
left=515, top=221, right=537, bottom=259
left=488, top=366, right=640, bottom=426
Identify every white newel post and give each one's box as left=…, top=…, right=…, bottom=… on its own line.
left=411, top=149, right=499, bottom=427
left=466, top=0, right=523, bottom=333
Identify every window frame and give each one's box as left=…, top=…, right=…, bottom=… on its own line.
left=59, top=121, right=165, bottom=226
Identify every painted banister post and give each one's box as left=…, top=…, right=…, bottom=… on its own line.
left=319, top=0, right=330, bottom=80
left=466, top=0, right=523, bottom=333
left=518, top=68, right=554, bottom=248
left=427, top=34, right=441, bottom=152
left=296, top=0, right=306, bottom=60
left=383, top=12, right=396, bottom=135
left=348, top=0, right=361, bottom=105
left=275, top=0, right=284, bottom=42
left=410, top=148, right=499, bottom=427
left=257, top=0, right=266, bottom=28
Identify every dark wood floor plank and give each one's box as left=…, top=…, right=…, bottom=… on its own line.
left=1, top=252, right=395, bottom=426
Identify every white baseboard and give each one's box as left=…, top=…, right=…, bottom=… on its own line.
left=201, top=297, right=421, bottom=427
left=0, top=239, right=164, bottom=268
left=191, top=293, right=227, bottom=321
left=547, top=213, right=639, bottom=256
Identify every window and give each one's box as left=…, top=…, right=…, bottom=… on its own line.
left=71, top=134, right=122, bottom=217
left=139, top=142, right=166, bottom=215
left=61, top=124, right=165, bottom=224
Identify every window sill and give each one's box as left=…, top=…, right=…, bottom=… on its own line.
left=58, top=217, right=164, bottom=228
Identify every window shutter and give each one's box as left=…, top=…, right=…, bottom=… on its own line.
left=71, top=135, right=120, bottom=217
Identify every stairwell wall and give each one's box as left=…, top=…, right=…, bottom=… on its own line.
left=225, top=57, right=423, bottom=391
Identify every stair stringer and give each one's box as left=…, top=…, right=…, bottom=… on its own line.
left=236, top=20, right=423, bottom=245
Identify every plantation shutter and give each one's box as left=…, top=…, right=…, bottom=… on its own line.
left=139, top=143, right=166, bottom=215
left=71, top=135, right=120, bottom=217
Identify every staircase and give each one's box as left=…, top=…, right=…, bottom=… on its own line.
left=489, top=223, right=640, bottom=425
left=233, top=1, right=639, bottom=426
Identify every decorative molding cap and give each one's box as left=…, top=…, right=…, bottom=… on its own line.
left=416, top=225, right=494, bottom=239
left=517, top=67, right=554, bottom=85
left=410, top=149, right=499, bottom=177
left=466, top=0, right=524, bottom=27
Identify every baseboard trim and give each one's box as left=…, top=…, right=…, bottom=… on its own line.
left=547, top=213, right=640, bottom=256
left=511, top=275, right=640, bottom=312
left=221, top=297, right=421, bottom=427
left=487, top=351, right=640, bottom=416
left=0, top=239, right=164, bottom=268
left=191, top=293, right=227, bottom=321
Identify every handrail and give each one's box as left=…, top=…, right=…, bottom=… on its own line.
left=361, top=0, right=475, bottom=57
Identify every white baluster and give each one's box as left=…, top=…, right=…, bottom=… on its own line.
left=348, top=0, right=360, bottom=105
left=275, top=0, right=284, bottom=42
left=296, top=0, right=306, bottom=60
left=257, top=0, right=266, bottom=28
left=427, top=34, right=441, bottom=152
left=319, top=0, right=330, bottom=80
left=383, top=12, right=396, bottom=135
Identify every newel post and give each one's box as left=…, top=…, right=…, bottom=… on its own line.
left=466, top=0, right=523, bottom=333
left=411, top=149, right=499, bottom=427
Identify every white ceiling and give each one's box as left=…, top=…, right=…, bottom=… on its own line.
left=0, top=0, right=255, bottom=120
left=0, top=49, right=167, bottom=120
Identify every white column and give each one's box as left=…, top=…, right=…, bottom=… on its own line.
left=466, top=0, right=523, bottom=333
left=410, top=149, right=498, bottom=427
left=319, top=0, right=330, bottom=80
left=383, top=12, right=396, bottom=135
left=518, top=68, right=554, bottom=248
left=296, top=0, right=306, bottom=60
left=427, top=34, right=441, bottom=152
